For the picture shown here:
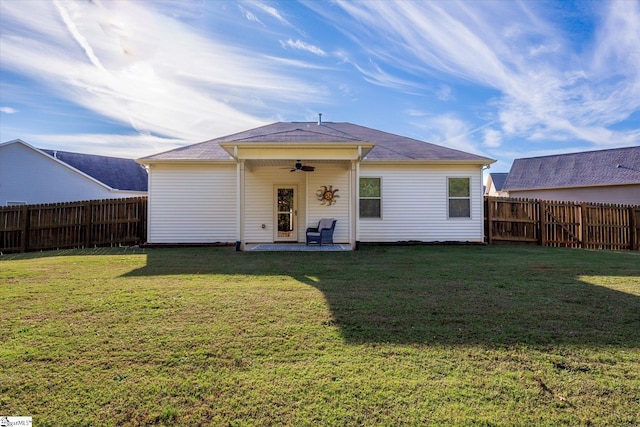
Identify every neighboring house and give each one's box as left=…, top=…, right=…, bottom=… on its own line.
left=502, top=146, right=640, bottom=205
left=137, top=121, right=495, bottom=249
left=0, top=139, right=148, bottom=206
left=484, top=172, right=509, bottom=197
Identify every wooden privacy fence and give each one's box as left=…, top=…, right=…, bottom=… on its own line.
left=485, top=197, right=640, bottom=251
left=1, top=197, right=147, bottom=253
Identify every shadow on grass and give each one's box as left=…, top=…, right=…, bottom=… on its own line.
left=121, top=245, right=640, bottom=347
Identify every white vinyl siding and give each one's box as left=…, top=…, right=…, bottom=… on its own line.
left=306, top=165, right=351, bottom=244
left=145, top=161, right=486, bottom=245
left=147, top=164, right=237, bottom=243
left=243, top=167, right=307, bottom=243
left=359, top=164, right=484, bottom=242
left=0, top=141, right=143, bottom=206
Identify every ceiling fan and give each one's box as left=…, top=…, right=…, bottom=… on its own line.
left=287, top=160, right=315, bottom=172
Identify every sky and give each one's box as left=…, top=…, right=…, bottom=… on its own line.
left=1, top=0, right=639, bottom=177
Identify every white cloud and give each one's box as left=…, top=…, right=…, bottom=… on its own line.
left=0, top=0, right=326, bottom=143
left=318, top=1, right=640, bottom=148
left=338, top=83, right=352, bottom=97
left=483, top=129, right=502, bottom=148
left=0, top=107, right=18, bottom=114
left=280, top=39, right=326, bottom=56
left=240, top=7, right=261, bottom=24
left=353, top=60, right=428, bottom=94
left=52, top=0, right=105, bottom=71
left=26, top=132, right=188, bottom=159
left=409, top=112, right=490, bottom=155
left=435, top=84, right=453, bottom=101
left=251, top=1, right=289, bottom=25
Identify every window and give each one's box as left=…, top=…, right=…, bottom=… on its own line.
left=360, top=177, right=381, bottom=218
left=448, top=177, right=471, bottom=218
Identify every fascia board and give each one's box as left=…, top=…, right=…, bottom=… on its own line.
left=361, top=159, right=496, bottom=166
left=135, top=159, right=235, bottom=166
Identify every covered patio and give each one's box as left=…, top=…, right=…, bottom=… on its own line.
left=245, top=243, right=353, bottom=251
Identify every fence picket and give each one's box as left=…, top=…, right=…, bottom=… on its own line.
left=1, top=197, right=147, bottom=253
left=485, top=197, right=639, bottom=251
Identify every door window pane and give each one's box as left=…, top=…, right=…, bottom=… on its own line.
left=277, top=188, right=294, bottom=238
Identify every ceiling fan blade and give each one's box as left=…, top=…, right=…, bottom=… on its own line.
left=301, top=165, right=315, bottom=171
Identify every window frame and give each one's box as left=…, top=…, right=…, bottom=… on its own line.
left=447, top=176, right=472, bottom=219
left=359, top=176, right=382, bottom=219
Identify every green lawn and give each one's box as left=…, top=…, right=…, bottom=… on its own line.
left=1, top=245, right=639, bottom=426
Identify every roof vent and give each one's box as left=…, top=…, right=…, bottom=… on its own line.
left=318, top=113, right=322, bottom=125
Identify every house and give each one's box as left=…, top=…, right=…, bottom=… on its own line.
left=484, top=172, right=509, bottom=197
left=137, top=121, right=495, bottom=249
left=0, top=139, right=148, bottom=206
left=502, top=146, right=640, bottom=205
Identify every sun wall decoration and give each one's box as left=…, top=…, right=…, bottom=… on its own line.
left=317, top=185, right=339, bottom=206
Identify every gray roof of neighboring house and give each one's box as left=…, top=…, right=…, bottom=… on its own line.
left=503, top=146, right=640, bottom=191
left=139, top=122, right=495, bottom=163
left=488, top=173, right=509, bottom=191
left=41, top=149, right=148, bottom=191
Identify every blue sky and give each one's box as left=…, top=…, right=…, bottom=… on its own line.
left=1, top=0, right=639, bottom=177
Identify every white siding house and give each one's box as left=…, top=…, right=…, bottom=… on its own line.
left=146, top=163, right=237, bottom=243
left=484, top=172, right=509, bottom=198
left=358, top=164, right=485, bottom=242
left=137, top=122, right=495, bottom=249
left=0, top=139, right=147, bottom=206
left=502, top=147, right=640, bottom=205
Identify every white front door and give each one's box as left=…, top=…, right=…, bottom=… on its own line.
left=275, top=186, right=297, bottom=241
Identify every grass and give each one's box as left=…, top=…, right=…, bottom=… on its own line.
left=1, top=245, right=639, bottom=426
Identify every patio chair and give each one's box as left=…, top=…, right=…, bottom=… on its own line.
left=306, top=218, right=337, bottom=246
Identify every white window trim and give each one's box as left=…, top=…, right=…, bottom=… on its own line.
left=447, top=176, right=472, bottom=219
left=359, top=176, right=383, bottom=220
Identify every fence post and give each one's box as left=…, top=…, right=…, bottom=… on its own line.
left=20, top=205, right=29, bottom=253
left=581, top=202, right=587, bottom=249
left=539, top=199, right=546, bottom=247
left=631, top=206, right=638, bottom=251
left=84, top=200, right=92, bottom=248
left=139, top=197, right=147, bottom=244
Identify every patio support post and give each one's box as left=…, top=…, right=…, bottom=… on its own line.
left=352, top=158, right=360, bottom=249
left=237, top=158, right=246, bottom=251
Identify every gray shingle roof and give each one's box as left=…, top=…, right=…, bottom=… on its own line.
left=503, top=146, right=640, bottom=190
left=489, top=173, right=509, bottom=191
left=42, top=149, right=148, bottom=191
left=139, top=122, right=494, bottom=163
